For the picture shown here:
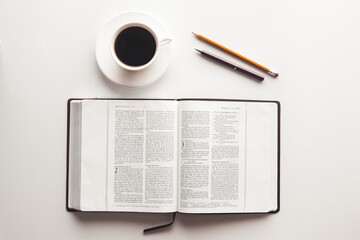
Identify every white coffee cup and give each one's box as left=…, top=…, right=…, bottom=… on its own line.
left=110, top=22, right=171, bottom=71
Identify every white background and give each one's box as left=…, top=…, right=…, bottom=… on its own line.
left=1, top=0, right=360, bottom=239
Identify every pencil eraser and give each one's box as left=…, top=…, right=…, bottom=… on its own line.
left=268, top=69, right=279, bottom=77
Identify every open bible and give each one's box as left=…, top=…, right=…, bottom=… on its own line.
left=67, top=99, right=280, bottom=215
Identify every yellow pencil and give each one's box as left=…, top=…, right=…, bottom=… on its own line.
left=192, top=32, right=279, bottom=77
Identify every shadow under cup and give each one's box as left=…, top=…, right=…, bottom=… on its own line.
left=114, top=26, right=157, bottom=69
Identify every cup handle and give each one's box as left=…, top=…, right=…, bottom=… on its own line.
left=159, top=36, right=172, bottom=46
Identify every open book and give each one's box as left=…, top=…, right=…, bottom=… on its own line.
left=67, top=99, right=280, bottom=214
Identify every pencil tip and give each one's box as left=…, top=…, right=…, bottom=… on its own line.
left=191, top=32, right=198, bottom=37
left=194, top=48, right=201, bottom=53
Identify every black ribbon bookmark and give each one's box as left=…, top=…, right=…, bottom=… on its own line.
left=143, top=212, right=176, bottom=233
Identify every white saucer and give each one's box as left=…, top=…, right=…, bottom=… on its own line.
left=95, top=12, right=172, bottom=87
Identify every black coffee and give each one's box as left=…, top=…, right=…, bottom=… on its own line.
left=114, top=26, right=156, bottom=67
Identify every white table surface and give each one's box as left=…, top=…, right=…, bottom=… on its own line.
left=1, top=0, right=360, bottom=239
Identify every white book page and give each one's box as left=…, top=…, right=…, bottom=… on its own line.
left=107, top=100, right=178, bottom=212
left=178, top=100, right=246, bottom=213
left=245, top=102, right=278, bottom=212
left=80, top=100, right=109, bottom=211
